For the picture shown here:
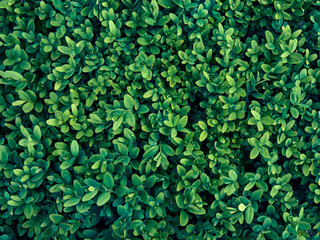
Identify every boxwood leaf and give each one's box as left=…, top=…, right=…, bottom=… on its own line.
left=245, top=205, right=254, bottom=224
left=70, top=140, right=79, bottom=157
left=124, top=94, right=135, bottom=109
left=64, top=197, right=81, bottom=207
left=180, top=210, right=189, bottom=226
left=103, top=172, right=114, bottom=189
left=24, top=204, right=33, bottom=219
left=97, top=191, right=111, bottom=206
left=49, top=214, right=64, bottom=224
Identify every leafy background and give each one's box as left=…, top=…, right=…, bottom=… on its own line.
left=1, top=0, right=320, bottom=239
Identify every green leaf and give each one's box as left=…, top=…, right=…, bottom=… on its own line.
left=0, top=147, right=8, bottom=163
left=180, top=210, right=189, bottom=226
left=143, top=146, right=159, bottom=158
left=117, top=143, right=128, bottom=156
left=178, top=116, right=188, bottom=128
left=224, top=221, right=236, bottom=232
left=46, top=119, right=59, bottom=126
left=161, top=144, right=174, bottom=156
left=198, top=121, right=207, bottom=130
left=82, top=190, right=99, bottom=202
left=245, top=205, right=254, bottom=224
left=261, top=116, right=274, bottom=125
left=33, top=125, right=42, bottom=140
left=257, top=121, right=264, bottom=132
left=116, top=186, right=131, bottom=197
left=126, top=111, right=136, bottom=127
left=113, top=117, right=123, bottom=130
left=176, top=195, right=184, bottom=208
left=19, top=61, right=31, bottom=70
left=137, top=38, right=149, bottom=46
left=88, top=113, right=102, bottom=124
left=0, top=0, right=16, bottom=9
left=0, top=70, right=23, bottom=81
left=144, top=175, right=157, bottom=188
left=8, top=200, right=21, bottom=206
left=173, top=0, right=183, bottom=8
left=302, top=164, right=309, bottom=176
left=143, top=90, right=154, bottom=98
left=124, top=128, right=136, bottom=141
left=290, top=107, right=299, bottom=119
left=270, top=187, right=278, bottom=197
left=161, top=154, right=169, bottom=170
left=265, top=31, right=274, bottom=43
left=298, top=221, right=311, bottom=231
left=177, top=165, right=186, bottom=177
left=61, top=125, right=69, bottom=133
left=248, top=118, right=258, bottom=125
left=260, top=147, right=270, bottom=158
left=97, top=191, right=111, bottom=206
left=251, top=110, right=260, bottom=120
left=244, top=182, right=255, bottom=191
left=141, top=66, right=152, bottom=80
left=82, top=66, right=93, bottom=72
left=56, top=25, right=66, bottom=39
left=52, top=0, right=63, bottom=11
left=187, top=205, right=206, bottom=215
left=49, top=214, right=64, bottom=224
left=281, top=51, right=290, bottom=58
left=199, top=131, right=208, bottom=142
left=250, top=148, right=259, bottom=159
left=24, top=204, right=33, bottom=219
left=261, top=64, right=271, bottom=73
left=158, top=0, right=174, bottom=8
left=251, top=189, right=263, bottom=201
left=132, top=174, right=143, bottom=186
left=260, top=132, right=270, bottom=145
left=145, top=17, right=155, bottom=26
left=226, top=75, right=235, bottom=86
left=57, top=46, right=75, bottom=56
left=238, top=203, right=246, bottom=212
left=288, top=39, right=297, bottom=53
left=229, top=170, right=238, bottom=181
left=22, top=102, right=34, bottom=113
left=103, top=172, right=114, bottom=189
left=70, top=140, right=79, bottom=157
left=109, top=20, right=117, bottom=36
left=126, top=21, right=138, bottom=28
left=12, top=100, right=26, bottom=106
left=64, top=197, right=81, bottom=207
left=124, top=94, right=135, bottom=109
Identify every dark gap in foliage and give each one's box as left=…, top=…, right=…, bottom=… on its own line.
left=290, top=177, right=310, bottom=203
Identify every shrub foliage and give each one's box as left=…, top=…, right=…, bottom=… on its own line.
left=1, top=0, right=320, bottom=239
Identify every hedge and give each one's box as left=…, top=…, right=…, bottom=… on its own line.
left=1, top=0, right=320, bottom=239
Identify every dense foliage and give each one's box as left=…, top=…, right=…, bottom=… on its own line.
left=1, top=0, right=320, bottom=239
